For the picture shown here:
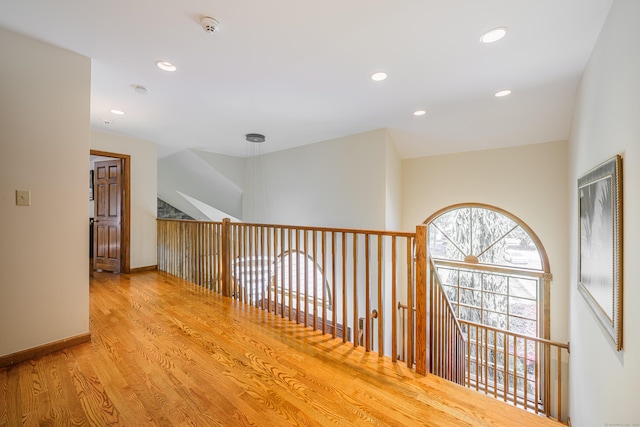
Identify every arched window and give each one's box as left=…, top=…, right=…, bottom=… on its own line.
left=425, top=204, right=550, bottom=339
left=272, top=250, right=332, bottom=312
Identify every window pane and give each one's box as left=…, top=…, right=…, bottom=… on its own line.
left=484, top=311, right=507, bottom=329
left=509, top=277, right=538, bottom=299
left=460, top=289, right=482, bottom=308
left=509, top=317, right=537, bottom=336
left=460, top=306, right=481, bottom=323
left=502, top=228, right=542, bottom=269
left=444, top=285, right=458, bottom=303
left=483, top=293, right=507, bottom=313
left=483, top=274, right=507, bottom=294
left=509, top=297, right=537, bottom=320
left=433, top=209, right=471, bottom=256
left=471, top=208, right=516, bottom=258
left=460, top=271, right=481, bottom=290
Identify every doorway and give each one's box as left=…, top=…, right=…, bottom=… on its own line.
left=90, top=150, right=131, bottom=273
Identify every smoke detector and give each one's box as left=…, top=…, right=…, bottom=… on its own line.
left=200, top=16, right=220, bottom=34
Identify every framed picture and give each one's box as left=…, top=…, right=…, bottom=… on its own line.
left=89, top=170, right=94, bottom=201
left=578, top=155, right=623, bottom=351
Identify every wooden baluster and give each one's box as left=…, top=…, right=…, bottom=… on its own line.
left=557, top=346, right=562, bottom=421
left=512, top=335, right=517, bottom=405
left=279, top=228, right=286, bottom=318
left=377, top=235, right=383, bottom=357
left=534, top=342, right=539, bottom=414
left=524, top=337, right=529, bottom=412
left=312, top=230, right=317, bottom=331
left=303, top=230, right=309, bottom=326
left=322, top=230, right=327, bottom=335
left=493, top=330, right=498, bottom=398
left=331, top=231, right=337, bottom=339
left=288, top=228, right=293, bottom=321
left=353, top=233, right=358, bottom=347
left=391, top=237, right=397, bottom=362
left=365, top=234, right=371, bottom=352
left=269, top=228, right=275, bottom=313
left=484, top=328, right=489, bottom=394
left=406, top=238, right=414, bottom=368
left=342, top=233, right=347, bottom=344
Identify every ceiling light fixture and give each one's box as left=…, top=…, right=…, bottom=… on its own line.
left=480, top=27, right=508, bottom=44
left=495, top=89, right=512, bottom=97
left=156, top=61, right=177, bottom=72
left=371, top=72, right=388, bottom=82
left=413, top=110, right=427, bottom=116
left=110, top=109, right=125, bottom=115
left=132, top=84, right=149, bottom=95
left=246, top=133, right=266, bottom=143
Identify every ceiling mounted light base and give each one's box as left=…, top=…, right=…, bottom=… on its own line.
left=245, top=133, right=265, bottom=143
left=201, top=16, right=220, bottom=33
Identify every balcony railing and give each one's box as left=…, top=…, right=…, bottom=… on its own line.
left=157, top=218, right=569, bottom=423
left=157, top=218, right=419, bottom=366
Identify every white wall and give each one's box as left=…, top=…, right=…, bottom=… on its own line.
left=0, top=29, right=90, bottom=356
left=244, top=129, right=389, bottom=229
left=158, top=149, right=243, bottom=221
left=568, top=0, right=640, bottom=424
left=402, top=141, right=570, bottom=342
left=91, top=131, right=157, bottom=269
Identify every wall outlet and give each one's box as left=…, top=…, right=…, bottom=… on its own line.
left=16, top=190, right=31, bottom=206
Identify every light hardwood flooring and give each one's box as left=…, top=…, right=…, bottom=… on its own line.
left=0, top=270, right=564, bottom=426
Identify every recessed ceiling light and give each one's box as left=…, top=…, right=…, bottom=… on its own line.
left=495, top=89, right=512, bottom=97
left=156, top=61, right=177, bottom=72
left=413, top=110, right=427, bottom=116
left=371, top=72, right=388, bottom=82
left=110, top=109, right=125, bottom=115
left=480, top=27, right=508, bottom=44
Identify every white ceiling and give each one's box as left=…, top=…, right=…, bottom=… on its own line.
left=0, top=0, right=612, bottom=159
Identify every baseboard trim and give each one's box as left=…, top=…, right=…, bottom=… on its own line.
left=0, top=332, right=91, bottom=369
left=130, top=265, right=157, bottom=273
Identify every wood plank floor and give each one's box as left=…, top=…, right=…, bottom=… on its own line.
left=0, top=270, right=564, bottom=426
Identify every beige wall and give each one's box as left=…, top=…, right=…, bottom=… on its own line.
left=402, top=141, right=570, bottom=342
left=385, top=133, right=402, bottom=231
left=244, top=129, right=390, bottom=229
left=0, top=29, right=91, bottom=356
left=91, top=131, right=157, bottom=269
left=568, top=0, right=640, bottom=424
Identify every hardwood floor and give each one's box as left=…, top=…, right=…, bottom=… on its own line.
left=0, top=271, right=564, bottom=426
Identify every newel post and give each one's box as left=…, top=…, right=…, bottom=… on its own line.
left=221, top=218, right=232, bottom=297
left=415, top=225, right=428, bottom=375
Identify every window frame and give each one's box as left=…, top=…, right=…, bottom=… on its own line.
left=424, top=203, right=552, bottom=341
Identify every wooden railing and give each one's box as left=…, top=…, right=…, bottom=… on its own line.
left=426, top=256, right=569, bottom=423
left=460, top=320, right=569, bottom=422
left=428, top=258, right=466, bottom=385
left=157, top=219, right=224, bottom=292
left=157, top=218, right=569, bottom=423
left=157, top=218, right=419, bottom=366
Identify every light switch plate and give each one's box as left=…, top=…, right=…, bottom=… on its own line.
left=16, top=190, right=31, bottom=206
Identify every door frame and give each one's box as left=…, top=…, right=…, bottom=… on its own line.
left=91, top=149, right=131, bottom=273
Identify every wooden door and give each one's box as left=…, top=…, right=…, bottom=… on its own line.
left=93, top=160, right=122, bottom=273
